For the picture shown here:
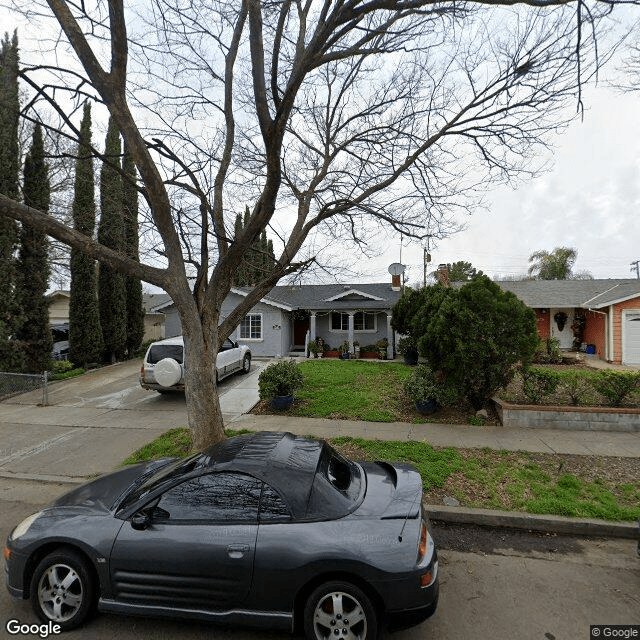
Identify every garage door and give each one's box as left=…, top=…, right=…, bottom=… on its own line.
left=623, top=312, right=640, bottom=365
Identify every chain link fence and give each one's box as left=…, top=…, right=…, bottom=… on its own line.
left=0, top=371, right=49, bottom=405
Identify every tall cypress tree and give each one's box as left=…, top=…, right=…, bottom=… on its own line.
left=16, top=124, right=52, bottom=372
left=97, top=117, right=126, bottom=363
left=232, top=207, right=276, bottom=286
left=122, top=144, right=144, bottom=357
left=0, top=31, right=24, bottom=372
left=69, top=102, right=103, bottom=368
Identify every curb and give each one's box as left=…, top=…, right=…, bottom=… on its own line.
left=425, top=504, right=639, bottom=540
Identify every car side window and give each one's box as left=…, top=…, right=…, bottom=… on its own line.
left=156, top=472, right=261, bottom=522
left=259, top=484, right=292, bottom=522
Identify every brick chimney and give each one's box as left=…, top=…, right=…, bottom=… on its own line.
left=435, top=264, right=450, bottom=287
left=391, top=274, right=401, bottom=290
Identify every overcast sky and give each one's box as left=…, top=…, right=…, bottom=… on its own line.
left=362, top=81, right=640, bottom=285
left=6, top=7, right=640, bottom=289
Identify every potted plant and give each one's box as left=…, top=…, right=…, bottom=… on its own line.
left=353, top=340, right=360, bottom=359
left=377, top=338, right=388, bottom=360
left=339, top=340, right=351, bottom=359
left=258, top=360, right=305, bottom=410
left=308, top=339, right=319, bottom=358
left=397, top=336, right=419, bottom=365
left=403, top=364, right=458, bottom=415
left=316, top=336, right=325, bottom=358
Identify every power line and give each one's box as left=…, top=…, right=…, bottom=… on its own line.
left=631, top=260, right=640, bottom=279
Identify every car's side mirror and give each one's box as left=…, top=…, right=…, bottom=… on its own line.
left=131, top=512, right=150, bottom=531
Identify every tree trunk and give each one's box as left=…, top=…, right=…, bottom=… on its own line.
left=181, top=315, right=226, bottom=451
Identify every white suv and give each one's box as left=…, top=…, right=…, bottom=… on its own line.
left=140, top=336, right=251, bottom=393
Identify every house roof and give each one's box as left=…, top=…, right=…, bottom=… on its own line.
left=143, top=292, right=173, bottom=312
left=491, top=279, right=640, bottom=309
left=149, top=283, right=402, bottom=313
left=234, top=282, right=401, bottom=311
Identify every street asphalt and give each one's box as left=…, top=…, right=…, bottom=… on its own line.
left=0, top=358, right=639, bottom=539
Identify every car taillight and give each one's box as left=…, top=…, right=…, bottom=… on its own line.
left=418, top=522, right=427, bottom=560
left=140, top=365, right=144, bottom=378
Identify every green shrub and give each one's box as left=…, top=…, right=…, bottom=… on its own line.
left=397, top=336, right=417, bottom=356
left=591, top=369, right=640, bottom=407
left=394, top=277, right=538, bottom=410
left=51, top=360, right=74, bottom=374
left=50, top=367, right=85, bottom=381
left=556, top=369, right=596, bottom=406
left=521, top=366, right=560, bottom=404
left=258, top=360, right=305, bottom=399
left=532, top=336, right=563, bottom=364
left=403, top=364, right=459, bottom=406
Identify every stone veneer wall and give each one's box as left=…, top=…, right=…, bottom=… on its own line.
left=494, top=398, right=640, bottom=432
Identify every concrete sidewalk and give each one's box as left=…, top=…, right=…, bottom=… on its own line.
left=230, top=413, right=640, bottom=457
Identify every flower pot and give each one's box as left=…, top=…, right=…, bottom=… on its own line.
left=415, top=399, right=438, bottom=415
left=403, top=349, right=419, bottom=365
left=340, top=352, right=351, bottom=360
left=270, top=395, right=294, bottom=410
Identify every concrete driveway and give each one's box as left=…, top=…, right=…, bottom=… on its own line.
left=0, top=359, right=266, bottom=482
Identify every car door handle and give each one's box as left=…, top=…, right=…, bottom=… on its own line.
left=227, top=544, right=250, bottom=558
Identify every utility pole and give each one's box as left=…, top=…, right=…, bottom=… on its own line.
left=423, top=236, right=432, bottom=288
left=631, top=260, right=640, bottom=279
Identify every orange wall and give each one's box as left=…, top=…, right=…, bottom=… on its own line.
left=582, top=310, right=606, bottom=359
left=535, top=310, right=550, bottom=339
left=611, top=299, right=640, bottom=364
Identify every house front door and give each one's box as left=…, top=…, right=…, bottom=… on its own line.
left=293, top=314, right=310, bottom=346
left=550, top=307, right=574, bottom=349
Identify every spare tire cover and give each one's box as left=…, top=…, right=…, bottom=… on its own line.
left=154, top=358, right=183, bottom=387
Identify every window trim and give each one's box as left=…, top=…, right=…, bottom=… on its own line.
left=238, top=312, right=264, bottom=342
left=328, top=311, right=378, bottom=333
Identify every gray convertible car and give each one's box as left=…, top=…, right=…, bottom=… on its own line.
left=4, top=432, right=439, bottom=638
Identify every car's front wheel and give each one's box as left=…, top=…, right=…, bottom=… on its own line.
left=304, top=580, right=377, bottom=640
left=241, top=353, right=251, bottom=374
left=30, top=549, right=96, bottom=631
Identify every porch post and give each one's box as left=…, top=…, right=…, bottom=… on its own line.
left=386, top=314, right=393, bottom=359
left=348, top=312, right=355, bottom=353
left=310, top=312, right=317, bottom=340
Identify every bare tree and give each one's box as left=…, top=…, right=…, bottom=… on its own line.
left=0, top=0, right=636, bottom=448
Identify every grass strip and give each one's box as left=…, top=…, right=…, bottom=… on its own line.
left=121, top=428, right=640, bottom=522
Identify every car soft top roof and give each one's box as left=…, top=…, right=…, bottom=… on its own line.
left=198, top=432, right=324, bottom=518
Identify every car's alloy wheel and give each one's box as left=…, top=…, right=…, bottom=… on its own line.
left=304, top=581, right=377, bottom=640
left=30, top=549, right=95, bottom=631
left=241, top=353, right=251, bottom=374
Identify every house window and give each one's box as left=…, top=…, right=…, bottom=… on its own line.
left=331, top=313, right=349, bottom=331
left=354, top=312, right=375, bottom=331
left=240, top=314, right=262, bottom=340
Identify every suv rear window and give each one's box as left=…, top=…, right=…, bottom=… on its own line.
left=147, top=344, right=184, bottom=364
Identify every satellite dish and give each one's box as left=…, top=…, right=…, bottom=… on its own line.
left=388, top=263, right=406, bottom=276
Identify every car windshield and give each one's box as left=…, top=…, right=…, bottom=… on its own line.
left=147, top=344, right=184, bottom=364
left=306, top=444, right=363, bottom=519
left=117, top=453, right=201, bottom=512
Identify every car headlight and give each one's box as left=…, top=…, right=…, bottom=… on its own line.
left=10, top=512, right=42, bottom=540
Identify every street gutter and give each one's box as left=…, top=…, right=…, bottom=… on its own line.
left=426, top=503, right=639, bottom=539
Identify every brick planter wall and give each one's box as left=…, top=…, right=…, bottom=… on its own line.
left=494, top=398, right=640, bottom=432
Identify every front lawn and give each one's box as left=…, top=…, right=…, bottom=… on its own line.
left=253, top=359, right=497, bottom=425
left=122, top=428, right=640, bottom=522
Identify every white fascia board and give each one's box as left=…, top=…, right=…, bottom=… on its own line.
left=230, top=287, right=293, bottom=311
left=323, top=288, right=385, bottom=302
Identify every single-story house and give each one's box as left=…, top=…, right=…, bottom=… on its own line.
left=147, top=279, right=404, bottom=358
left=493, top=279, right=640, bottom=365
left=48, top=290, right=167, bottom=343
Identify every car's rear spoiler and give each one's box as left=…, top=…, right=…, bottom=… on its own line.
left=376, top=461, right=422, bottom=520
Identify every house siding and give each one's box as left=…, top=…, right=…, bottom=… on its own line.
left=221, top=292, right=287, bottom=357
left=582, top=310, right=606, bottom=359
left=611, top=298, right=640, bottom=364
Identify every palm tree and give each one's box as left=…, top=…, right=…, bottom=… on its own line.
left=527, top=247, right=591, bottom=280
